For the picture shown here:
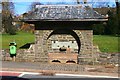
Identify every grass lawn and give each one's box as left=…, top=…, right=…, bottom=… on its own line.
left=93, top=35, right=118, bottom=53
left=1, top=32, right=118, bottom=52
left=1, top=31, right=35, bottom=49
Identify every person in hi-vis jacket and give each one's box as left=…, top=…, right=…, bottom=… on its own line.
left=9, top=42, right=17, bottom=61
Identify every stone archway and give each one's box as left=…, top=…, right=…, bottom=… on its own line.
left=46, top=29, right=85, bottom=64
left=47, top=29, right=81, bottom=54
left=34, top=29, right=93, bottom=64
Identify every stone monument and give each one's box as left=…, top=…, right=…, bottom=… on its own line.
left=21, top=4, right=108, bottom=64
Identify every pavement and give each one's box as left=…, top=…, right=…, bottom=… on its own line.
left=0, top=61, right=119, bottom=79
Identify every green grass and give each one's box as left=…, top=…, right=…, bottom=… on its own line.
left=93, top=35, right=118, bottom=53
left=1, top=31, right=35, bottom=49
left=1, top=32, right=119, bottom=52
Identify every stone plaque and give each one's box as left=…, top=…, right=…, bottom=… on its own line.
left=52, top=41, right=78, bottom=49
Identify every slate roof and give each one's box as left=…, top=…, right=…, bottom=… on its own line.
left=23, top=4, right=108, bottom=21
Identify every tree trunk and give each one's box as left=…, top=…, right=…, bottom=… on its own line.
left=76, top=0, right=87, bottom=4
left=83, top=0, right=87, bottom=4
left=116, top=2, right=119, bottom=14
left=77, top=0, right=80, bottom=4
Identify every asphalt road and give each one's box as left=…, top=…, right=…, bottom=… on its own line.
left=0, top=71, right=119, bottom=80
left=1, top=76, right=119, bottom=80
left=21, top=74, right=119, bottom=80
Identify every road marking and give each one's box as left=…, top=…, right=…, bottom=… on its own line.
left=18, top=72, right=40, bottom=77
left=55, top=74, right=118, bottom=78
left=0, top=72, right=21, bottom=76
left=0, top=71, right=40, bottom=77
left=18, top=73, right=25, bottom=77
left=0, top=71, right=118, bottom=78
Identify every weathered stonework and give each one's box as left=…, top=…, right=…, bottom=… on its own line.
left=34, top=29, right=93, bottom=64
left=16, top=44, right=35, bottom=62
left=74, top=30, right=93, bottom=64
left=0, top=29, right=100, bottom=64
left=19, top=4, right=108, bottom=64
left=34, top=30, right=53, bottom=62
left=6, top=5, right=107, bottom=64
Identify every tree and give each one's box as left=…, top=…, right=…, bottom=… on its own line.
left=29, top=2, right=42, bottom=11
left=115, top=1, right=120, bottom=14
left=104, top=6, right=119, bottom=36
left=115, top=0, right=120, bottom=23
left=76, top=0, right=87, bottom=4
left=92, top=24, right=105, bottom=35
left=77, top=0, right=80, bottom=4
left=2, top=2, right=16, bottom=35
left=115, top=1, right=120, bottom=36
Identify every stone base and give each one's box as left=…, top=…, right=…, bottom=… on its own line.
left=48, top=53, right=78, bottom=64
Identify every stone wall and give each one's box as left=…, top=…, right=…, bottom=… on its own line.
left=0, top=45, right=35, bottom=62
left=16, top=47, right=35, bottom=62
left=1, top=49, right=119, bottom=67
left=74, top=30, right=93, bottom=54
left=34, top=30, right=94, bottom=64
left=34, top=30, right=53, bottom=62
left=74, top=30, right=93, bottom=64
left=0, top=30, right=103, bottom=64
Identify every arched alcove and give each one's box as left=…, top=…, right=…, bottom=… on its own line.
left=52, top=60, right=61, bottom=63
left=66, top=60, right=76, bottom=63
left=47, top=29, right=81, bottom=54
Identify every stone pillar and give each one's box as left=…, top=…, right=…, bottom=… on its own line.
left=34, top=30, right=53, bottom=62
left=74, top=30, right=93, bottom=64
